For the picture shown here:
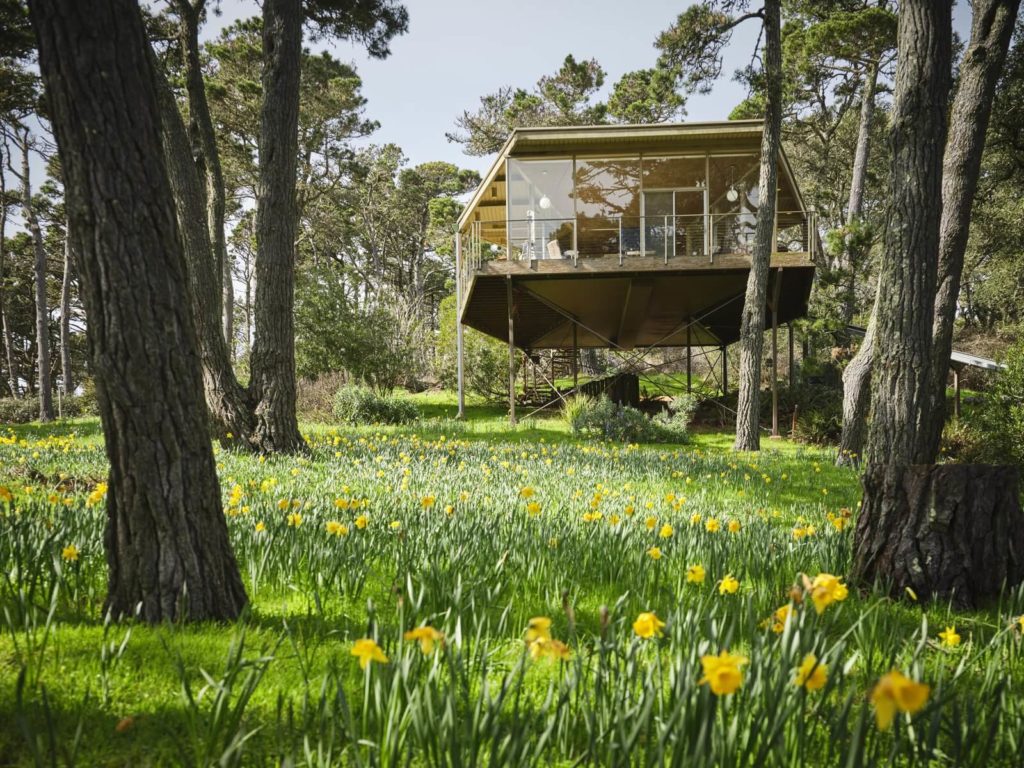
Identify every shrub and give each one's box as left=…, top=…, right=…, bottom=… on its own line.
left=435, top=294, right=513, bottom=402
left=332, top=385, right=418, bottom=425
left=964, top=340, right=1024, bottom=467
left=564, top=395, right=691, bottom=444
left=297, top=373, right=347, bottom=422
left=0, top=397, right=42, bottom=424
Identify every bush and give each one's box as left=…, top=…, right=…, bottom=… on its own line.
left=297, top=373, right=347, bottom=422
left=435, top=294, right=513, bottom=402
left=0, top=397, right=41, bottom=424
left=332, top=385, right=419, bottom=425
left=961, top=340, right=1024, bottom=467
left=564, top=395, right=692, bottom=444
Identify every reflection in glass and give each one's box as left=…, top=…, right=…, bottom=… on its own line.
left=575, top=157, right=641, bottom=257
left=507, top=159, right=575, bottom=259
left=709, top=155, right=759, bottom=255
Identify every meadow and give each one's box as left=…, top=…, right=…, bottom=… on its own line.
left=1, top=404, right=1022, bottom=766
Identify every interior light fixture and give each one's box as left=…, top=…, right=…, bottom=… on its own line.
left=538, top=195, right=552, bottom=210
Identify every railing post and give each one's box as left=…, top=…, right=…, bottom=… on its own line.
left=708, top=213, right=714, bottom=263
left=618, top=216, right=623, bottom=266
left=664, top=215, right=669, bottom=264
left=455, top=232, right=465, bottom=420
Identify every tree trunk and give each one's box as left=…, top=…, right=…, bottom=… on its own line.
left=836, top=288, right=878, bottom=467
left=60, top=221, right=73, bottom=396
left=923, top=0, right=1021, bottom=461
left=853, top=464, right=1024, bottom=609
left=29, top=0, right=247, bottom=621
left=733, top=0, right=782, bottom=452
left=0, top=151, right=18, bottom=398
left=173, top=0, right=233, bottom=350
left=19, top=132, right=54, bottom=421
left=248, top=0, right=306, bottom=453
left=840, top=61, right=880, bottom=329
left=151, top=47, right=259, bottom=450
left=866, top=0, right=952, bottom=466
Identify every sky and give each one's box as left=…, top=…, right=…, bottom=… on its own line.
left=207, top=0, right=765, bottom=175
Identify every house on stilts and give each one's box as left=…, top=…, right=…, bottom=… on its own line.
left=454, top=120, right=818, bottom=430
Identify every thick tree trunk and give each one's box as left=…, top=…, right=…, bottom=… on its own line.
left=59, top=222, right=73, bottom=396
left=836, top=290, right=877, bottom=467
left=29, top=0, right=247, bottom=621
left=866, top=0, right=952, bottom=466
left=853, top=464, right=1024, bottom=608
left=151, top=49, right=259, bottom=450
left=173, top=0, right=233, bottom=350
left=17, top=133, right=54, bottom=420
left=249, top=0, right=306, bottom=453
left=733, top=0, right=782, bottom=452
left=923, top=0, right=1021, bottom=461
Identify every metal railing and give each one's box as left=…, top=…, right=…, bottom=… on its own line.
left=461, top=210, right=815, bottom=284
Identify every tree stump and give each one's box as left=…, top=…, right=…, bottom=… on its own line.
left=853, top=464, right=1024, bottom=609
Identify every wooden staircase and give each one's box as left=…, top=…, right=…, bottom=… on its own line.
left=521, top=349, right=577, bottom=405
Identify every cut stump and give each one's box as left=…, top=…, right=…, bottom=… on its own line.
left=853, top=463, right=1024, bottom=609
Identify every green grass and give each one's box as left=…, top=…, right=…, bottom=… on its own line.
left=1, top=409, right=1023, bottom=766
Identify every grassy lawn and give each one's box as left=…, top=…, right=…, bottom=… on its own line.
left=1, top=405, right=1022, bottom=766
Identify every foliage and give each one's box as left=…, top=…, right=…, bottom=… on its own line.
left=434, top=294, right=510, bottom=402
left=564, top=395, right=692, bottom=444
left=965, top=340, right=1024, bottom=467
left=331, top=384, right=418, bottom=425
left=1, top=420, right=1023, bottom=764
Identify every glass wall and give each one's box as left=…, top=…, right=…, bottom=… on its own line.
left=708, top=154, right=759, bottom=255
left=507, top=158, right=575, bottom=260
left=575, top=157, right=641, bottom=257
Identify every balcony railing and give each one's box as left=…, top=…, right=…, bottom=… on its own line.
left=458, top=211, right=815, bottom=305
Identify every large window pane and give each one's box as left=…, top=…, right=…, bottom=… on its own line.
left=641, top=155, right=706, bottom=190
left=575, top=157, right=641, bottom=258
left=709, top=154, right=759, bottom=255
left=507, top=158, right=575, bottom=260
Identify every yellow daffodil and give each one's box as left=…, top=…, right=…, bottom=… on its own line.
left=61, top=544, right=79, bottom=562
left=644, top=515, right=657, bottom=530
left=520, top=487, right=535, bottom=498
left=0, top=485, right=12, bottom=503
left=334, top=497, right=351, bottom=510
left=698, top=650, right=748, bottom=695
left=705, top=518, right=720, bottom=533
left=325, top=520, right=349, bottom=537
left=647, top=546, right=662, bottom=560
left=355, top=514, right=369, bottom=529
left=689, top=512, right=702, bottom=525
left=526, top=501, right=542, bottom=516
left=770, top=603, right=792, bottom=633
left=809, top=573, right=848, bottom=614
left=938, top=626, right=961, bottom=647
left=632, top=611, right=665, bottom=639
left=727, top=519, right=741, bottom=533
left=286, top=512, right=302, bottom=527
left=658, top=523, right=674, bottom=539
left=529, top=637, right=571, bottom=661
left=404, top=625, right=444, bottom=655
left=871, top=671, right=930, bottom=730
left=719, top=574, right=740, bottom=595
left=255, top=521, right=266, bottom=533
left=350, top=638, right=388, bottom=670
left=794, top=653, right=827, bottom=691
left=390, top=520, right=401, bottom=530
left=525, top=616, right=552, bottom=644
left=686, top=564, right=706, bottom=584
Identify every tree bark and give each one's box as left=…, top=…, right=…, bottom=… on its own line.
left=172, top=0, right=233, bottom=351
left=151, top=48, right=259, bottom=450
left=852, top=464, right=1024, bottom=609
left=248, top=0, right=306, bottom=453
left=59, top=220, right=73, bottom=396
left=866, top=0, right=952, bottom=466
left=0, top=149, right=18, bottom=398
left=29, top=0, right=247, bottom=621
left=733, top=0, right=782, bottom=452
left=836, top=287, right=878, bottom=467
left=922, top=0, right=1020, bottom=461
left=17, top=131, right=54, bottom=421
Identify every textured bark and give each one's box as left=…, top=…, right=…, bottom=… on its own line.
left=853, top=464, right=1024, bottom=608
left=59, top=221, right=73, bottom=396
left=733, top=0, right=782, bottom=452
left=29, top=0, right=247, bottom=621
left=172, top=0, right=233, bottom=350
left=923, top=0, right=1020, bottom=461
left=249, top=0, right=306, bottom=453
left=836, top=292, right=877, bottom=467
left=866, top=0, right=952, bottom=466
left=151, top=50, right=259, bottom=450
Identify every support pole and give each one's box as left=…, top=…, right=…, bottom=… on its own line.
left=721, top=345, right=728, bottom=395
left=455, top=233, right=465, bottom=419
left=506, top=276, right=516, bottom=425
left=686, top=323, right=692, bottom=394
left=788, top=322, right=795, bottom=386
left=953, top=368, right=961, bottom=420
left=572, top=324, right=578, bottom=392
left=771, top=309, right=779, bottom=438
